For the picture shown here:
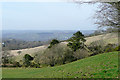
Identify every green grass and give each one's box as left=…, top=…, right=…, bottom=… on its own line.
left=2, top=51, right=119, bottom=78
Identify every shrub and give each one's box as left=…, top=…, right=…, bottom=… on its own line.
left=73, top=49, right=89, bottom=60
left=13, top=61, right=21, bottom=67
left=34, top=42, right=92, bottom=67
left=23, top=54, right=34, bottom=67
left=30, top=61, right=40, bottom=68
left=48, top=39, right=59, bottom=48
left=89, top=45, right=104, bottom=56
left=105, top=47, right=114, bottom=52
left=89, top=39, right=106, bottom=47
left=2, top=50, right=15, bottom=66
left=47, top=44, right=70, bottom=66
left=104, top=44, right=116, bottom=52
left=89, top=40, right=106, bottom=56
left=63, top=48, right=74, bottom=64
left=24, top=54, right=33, bottom=61
left=89, top=41, right=118, bottom=56
left=35, top=44, right=74, bottom=66
left=23, top=60, right=31, bottom=67
left=114, top=45, right=120, bottom=51
left=17, top=51, right=22, bottom=54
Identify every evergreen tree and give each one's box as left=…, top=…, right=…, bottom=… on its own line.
left=67, top=31, right=86, bottom=51
left=48, top=39, right=59, bottom=48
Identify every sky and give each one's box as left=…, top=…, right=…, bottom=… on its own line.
left=2, top=2, right=98, bottom=30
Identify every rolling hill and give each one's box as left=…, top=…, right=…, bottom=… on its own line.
left=10, top=32, right=118, bottom=60
left=3, top=30, right=94, bottom=41
left=2, top=51, right=118, bottom=78
left=85, top=32, right=118, bottom=45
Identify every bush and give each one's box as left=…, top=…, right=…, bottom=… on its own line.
left=48, top=39, right=59, bottom=48
left=63, top=48, right=74, bottom=64
left=24, top=54, right=33, bottom=61
left=89, top=39, right=106, bottom=47
left=23, top=54, right=34, bottom=67
left=114, top=45, right=120, bottom=51
left=89, top=42, right=118, bottom=56
left=89, top=45, right=104, bottom=56
left=73, top=49, right=89, bottom=60
left=104, top=44, right=116, bottom=52
left=105, top=47, right=114, bottom=52
left=89, top=40, right=106, bottom=56
left=34, top=44, right=74, bottom=66
left=2, top=50, right=15, bottom=66
left=17, top=51, right=22, bottom=54
left=30, top=61, right=40, bottom=68
left=34, top=43, right=90, bottom=67
left=13, top=61, right=21, bottom=67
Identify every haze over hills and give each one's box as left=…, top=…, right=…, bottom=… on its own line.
left=2, top=30, right=95, bottom=41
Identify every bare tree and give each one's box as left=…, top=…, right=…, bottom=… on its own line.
left=94, top=2, right=120, bottom=30
left=71, top=0, right=119, bottom=30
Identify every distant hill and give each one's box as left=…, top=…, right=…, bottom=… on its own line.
left=3, top=51, right=118, bottom=78
left=2, top=30, right=95, bottom=41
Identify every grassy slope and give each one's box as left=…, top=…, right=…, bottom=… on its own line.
left=2, top=51, right=118, bottom=78
left=85, top=32, right=118, bottom=45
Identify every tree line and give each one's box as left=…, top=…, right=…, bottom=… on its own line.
left=2, top=39, right=48, bottom=50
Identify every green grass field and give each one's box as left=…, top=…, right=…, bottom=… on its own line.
left=2, top=51, right=118, bottom=78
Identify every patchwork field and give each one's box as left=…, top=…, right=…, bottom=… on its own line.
left=2, top=51, right=118, bottom=78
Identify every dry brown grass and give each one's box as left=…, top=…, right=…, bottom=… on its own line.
left=85, top=33, right=118, bottom=45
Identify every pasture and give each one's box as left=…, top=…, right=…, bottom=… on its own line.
left=2, top=51, right=118, bottom=78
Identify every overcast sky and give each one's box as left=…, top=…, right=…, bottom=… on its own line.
left=2, top=2, right=98, bottom=30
